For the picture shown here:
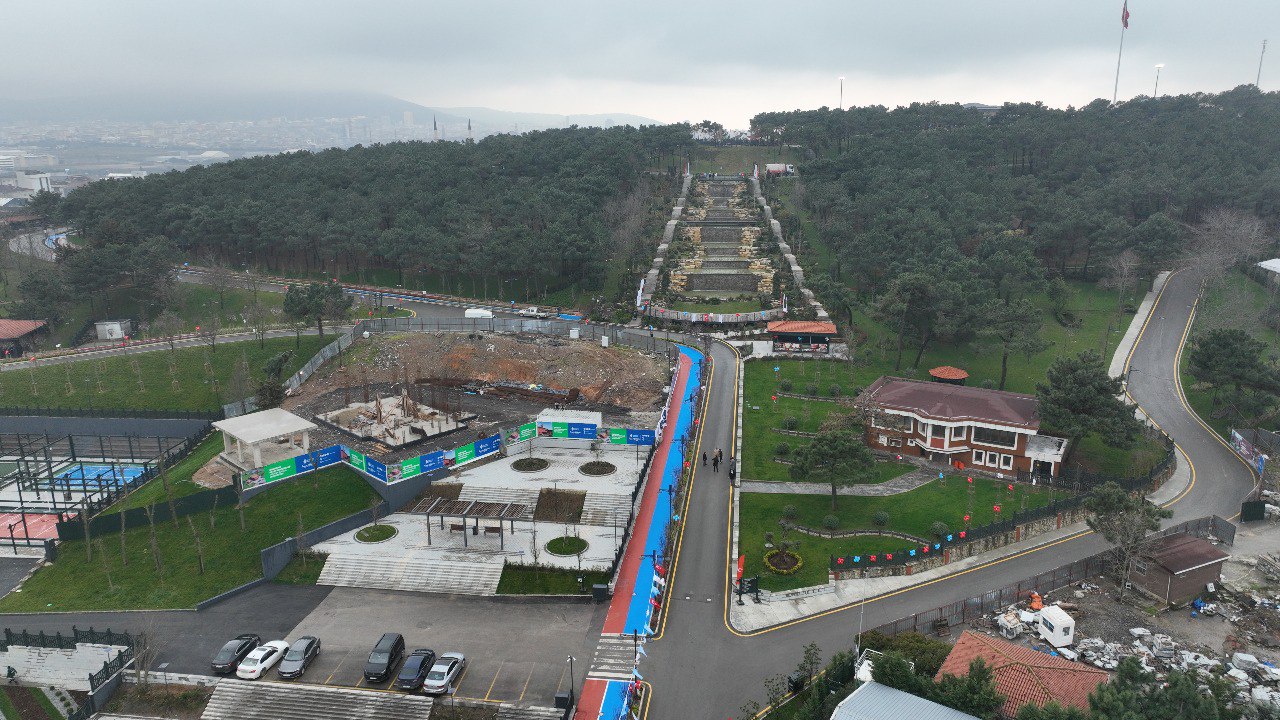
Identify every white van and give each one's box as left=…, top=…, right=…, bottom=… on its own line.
left=464, top=308, right=494, bottom=319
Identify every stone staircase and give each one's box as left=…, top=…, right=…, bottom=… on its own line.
left=202, top=679, right=433, bottom=720
left=579, top=492, right=633, bottom=527
left=317, top=553, right=505, bottom=595
left=0, top=642, right=127, bottom=691
left=496, top=703, right=566, bottom=720
left=456, top=485, right=539, bottom=520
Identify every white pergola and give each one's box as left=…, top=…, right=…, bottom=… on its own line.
left=213, top=408, right=317, bottom=469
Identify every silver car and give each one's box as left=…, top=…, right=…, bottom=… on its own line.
left=421, top=652, right=466, bottom=695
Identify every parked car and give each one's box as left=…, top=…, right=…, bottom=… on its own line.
left=363, top=632, right=406, bottom=683
left=211, top=634, right=260, bottom=674
left=277, top=636, right=321, bottom=679
left=464, top=308, right=494, bottom=319
left=422, top=652, right=466, bottom=695
left=236, top=640, right=290, bottom=680
left=394, top=649, right=438, bottom=692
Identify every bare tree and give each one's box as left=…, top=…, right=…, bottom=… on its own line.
left=119, top=511, right=128, bottom=566
left=186, top=517, right=206, bottom=575
left=296, top=511, right=308, bottom=568
left=152, top=310, right=184, bottom=351
left=203, top=259, right=234, bottom=311
left=1103, top=249, right=1141, bottom=315
left=95, top=539, right=114, bottom=591
left=197, top=316, right=220, bottom=354
left=209, top=495, right=219, bottom=530
left=79, top=501, right=93, bottom=562
left=158, top=463, right=178, bottom=529
left=1184, top=208, right=1272, bottom=283
left=143, top=503, right=163, bottom=575
left=234, top=474, right=247, bottom=532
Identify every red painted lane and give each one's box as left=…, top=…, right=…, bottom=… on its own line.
left=602, top=353, right=690, bottom=635
left=0, top=512, right=62, bottom=539
left=574, top=678, right=610, bottom=720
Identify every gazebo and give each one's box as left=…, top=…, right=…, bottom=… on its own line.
left=212, top=408, right=318, bottom=470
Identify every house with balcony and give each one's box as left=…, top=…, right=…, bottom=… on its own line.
left=856, top=376, right=1068, bottom=478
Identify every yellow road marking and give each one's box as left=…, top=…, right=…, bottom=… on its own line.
left=453, top=662, right=471, bottom=694
left=517, top=666, right=535, bottom=701
left=482, top=661, right=504, bottom=701
left=639, top=680, right=653, bottom=720
left=555, top=664, right=567, bottom=693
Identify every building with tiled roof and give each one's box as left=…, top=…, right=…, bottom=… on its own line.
left=767, top=320, right=838, bottom=354
left=1130, top=532, right=1230, bottom=605
left=936, top=631, right=1108, bottom=718
left=856, top=377, right=1069, bottom=478
left=0, top=319, right=47, bottom=358
left=830, top=681, right=979, bottom=720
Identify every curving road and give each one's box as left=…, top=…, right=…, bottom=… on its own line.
left=643, top=266, right=1259, bottom=719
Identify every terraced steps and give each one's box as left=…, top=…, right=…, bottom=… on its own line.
left=201, top=679, right=433, bottom=720
left=317, top=554, right=504, bottom=595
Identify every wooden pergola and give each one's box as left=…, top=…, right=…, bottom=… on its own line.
left=411, top=497, right=527, bottom=548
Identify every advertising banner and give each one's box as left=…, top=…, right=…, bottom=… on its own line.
left=626, top=429, right=656, bottom=446
left=608, top=428, right=628, bottom=444
left=264, top=457, right=297, bottom=484
left=475, top=433, right=501, bottom=457
left=537, top=421, right=569, bottom=438
left=365, top=456, right=388, bottom=483
left=567, top=422, right=596, bottom=439
left=451, top=443, right=475, bottom=467
left=317, top=445, right=342, bottom=468
left=421, top=450, right=445, bottom=473
left=398, top=457, right=421, bottom=481
left=344, top=448, right=367, bottom=473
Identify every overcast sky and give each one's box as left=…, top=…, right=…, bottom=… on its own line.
left=7, top=1, right=1277, bottom=127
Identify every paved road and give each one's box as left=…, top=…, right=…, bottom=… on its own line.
left=644, top=267, right=1259, bottom=719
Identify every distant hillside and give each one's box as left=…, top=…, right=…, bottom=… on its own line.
left=433, top=107, right=662, bottom=130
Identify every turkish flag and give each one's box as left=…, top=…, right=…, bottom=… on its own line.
left=1121, top=1, right=1130, bottom=29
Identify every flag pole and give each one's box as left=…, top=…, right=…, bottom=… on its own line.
left=1113, top=21, right=1127, bottom=104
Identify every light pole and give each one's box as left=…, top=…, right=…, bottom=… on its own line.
left=1153, top=64, right=1164, bottom=97
left=566, top=655, right=576, bottom=707
left=838, top=76, right=845, bottom=110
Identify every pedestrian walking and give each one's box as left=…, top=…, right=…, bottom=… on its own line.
left=729, top=465, right=736, bottom=482
left=712, top=456, right=720, bottom=473
left=702, top=451, right=707, bottom=466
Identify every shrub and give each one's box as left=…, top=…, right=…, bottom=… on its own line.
left=776, top=442, right=791, bottom=456
left=980, top=379, right=996, bottom=389
left=806, top=383, right=819, bottom=396
left=782, top=504, right=798, bottom=521
left=763, top=549, right=805, bottom=575
left=931, top=521, right=950, bottom=539
left=783, top=416, right=799, bottom=431
left=829, top=384, right=842, bottom=397
left=822, top=515, right=840, bottom=533
left=779, top=378, right=793, bottom=392
left=873, top=511, right=890, bottom=527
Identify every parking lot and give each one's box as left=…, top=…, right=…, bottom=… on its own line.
left=283, top=587, right=605, bottom=706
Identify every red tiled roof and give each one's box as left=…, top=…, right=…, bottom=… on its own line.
left=1146, top=533, right=1230, bottom=575
left=937, top=632, right=1108, bottom=717
left=857, top=376, right=1041, bottom=430
left=929, top=366, right=970, bottom=380
left=767, top=320, right=838, bottom=335
left=0, top=319, right=46, bottom=340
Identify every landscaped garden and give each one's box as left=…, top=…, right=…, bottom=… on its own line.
left=740, top=476, right=1059, bottom=591
left=105, top=433, right=222, bottom=513
left=496, top=565, right=611, bottom=595
left=0, top=466, right=377, bottom=611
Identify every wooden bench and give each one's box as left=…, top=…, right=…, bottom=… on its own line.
left=482, top=526, right=503, bottom=537
left=448, top=523, right=466, bottom=533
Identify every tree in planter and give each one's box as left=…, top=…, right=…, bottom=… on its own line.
left=1085, top=482, right=1170, bottom=600
left=789, top=428, right=875, bottom=510
left=1036, top=350, right=1143, bottom=458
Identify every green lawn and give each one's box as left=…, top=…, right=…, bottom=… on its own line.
left=692, top=145, right=801, bottom=176
left=668, top=299, right=764, bottom=314
left=0, top=335, right=329, bottom=411
left=273, top=552, right=328, bottom=585
left=740, top=477, right=1058, bottom=591
left=496, top=565, right=611, bottom=595
left=104, top=434, right=222, bottom=514
left=0, top=467, right=376, bottom=611
left=1070, top=431, right=1169, bottom=477
left=1177, top=269, right=1280, bottom=439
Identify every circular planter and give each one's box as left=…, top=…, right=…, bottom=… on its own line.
left=579, top=461, right=617, bottom=477
left=512, top=457, right=550, bottom=473
left=355, top=524, right=398, bottom=543
left=546, top=536, right=588, bottom=556
left=764, top=549, right=804, bottom=575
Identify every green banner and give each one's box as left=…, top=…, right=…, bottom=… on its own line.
left=348, top=449, right=366, bottom=472
left=400, top=458, right=421, bottom=480
left=552, top=422, right=569, bottom=438
left=455, top=443, right=476, bottom=465
left=263, top=458, right=297, bottom=484
left=608, top=428, right=628, bottom=444
left=519, top=423, right=536, bottom=442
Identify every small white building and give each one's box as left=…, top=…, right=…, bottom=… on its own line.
left=1037, top=605, right=1076, bottom=648
left=94, top=319, right=133, bottom=341
left=212, top=408, right=317, bottom=470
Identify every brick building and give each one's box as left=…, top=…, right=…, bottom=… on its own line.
left=1130, top=532, right=1230, bottom=606
left=856, top=376, right=1068, bottom=478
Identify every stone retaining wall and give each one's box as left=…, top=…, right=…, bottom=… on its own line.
left=749, top=177, right=828, bottom=320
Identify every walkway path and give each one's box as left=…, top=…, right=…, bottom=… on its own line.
left=739, top=469, right=932, bottom=497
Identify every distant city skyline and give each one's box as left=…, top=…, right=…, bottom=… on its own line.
left=5, top=1, right=1277, bottom=128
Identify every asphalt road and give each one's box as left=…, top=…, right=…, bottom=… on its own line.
left=643, top=267, right=1260, bottom=719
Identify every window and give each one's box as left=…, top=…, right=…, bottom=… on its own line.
left=871, top=414, right=912, bottom=432
left=972, top=426, right=1018, bottom=449
left=1133, top=559, right=1149, bottom=574
left=889, top=438, right=902, bottom=447
left=951, top=426, right=966, bottom=440
left=878, top=434, right=888, bottom=446
left=931, top=424, right=945, bottom=438
left=987, top=453, right=1000, bottom=468
left=972, top=450, right=985, bottom=464
left=1000, top=454, right=1013, bottom=470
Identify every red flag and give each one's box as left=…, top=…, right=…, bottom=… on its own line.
left=1121, top=1, right=1130, bottom=29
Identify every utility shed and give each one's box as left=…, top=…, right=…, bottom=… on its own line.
left=1131, top=532, right=1231, bottom=606
left=829, top=681, right=979, bottom=720
left=212, top=408, right=317, bottom=470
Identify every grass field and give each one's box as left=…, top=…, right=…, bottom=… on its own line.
left=691, top=145, right=801, bottom=176
left=667, top=299, right=764, bottom=314
left=273, top=552, right=328, bottom=585
left=0, top=335, right=329, bottom=411
left=495, top=565, right=611, bottom=595
left=1178, top=270, right=1280, bottom=439
left=105, top=434, right=222, bottom=514
left=740, top=476, right=1058, bottom=591
left=0, top=467, right=376, bottom=611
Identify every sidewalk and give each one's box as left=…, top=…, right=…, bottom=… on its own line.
left=740, top=470, right=931, bottom=497
left=1109, top=270, right=1170, bottom=379
left=728, top=447, right=1192, bottom=632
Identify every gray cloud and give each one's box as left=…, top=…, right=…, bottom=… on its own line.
left=6, top=1, right=1276, bottom=126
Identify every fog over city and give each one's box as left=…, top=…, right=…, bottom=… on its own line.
left=5, top=0, right=1277, bottom=127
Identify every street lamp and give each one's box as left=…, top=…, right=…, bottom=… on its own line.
left=838, top=76, right=845, bottom=110
left=566, top=655, right=576, bottom=706
left=1153, top=64, right=1165, bottom=97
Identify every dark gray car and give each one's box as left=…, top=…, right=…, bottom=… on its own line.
left=277, top=636, right=321, bottom=679
left=363, top=632, right=405, bottom=684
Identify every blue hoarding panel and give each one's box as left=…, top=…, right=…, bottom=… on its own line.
left=421, top=451, right=446, bottom=473
left=475, top=434, right=501, bottom=457
left=626, top=429, right=656, bottom=446
left=567, top=423, right=597, bottom=439
left=365, top=457, right=388, bottom=483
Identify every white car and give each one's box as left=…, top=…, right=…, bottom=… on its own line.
left=422, top=652, right=466, bottom=695
left=236, top=640, right=289, bottom=679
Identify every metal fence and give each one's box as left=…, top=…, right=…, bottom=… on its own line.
left=0, top=406, right=220, bottom=421
left=89, top=644, right=134, bottom=690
